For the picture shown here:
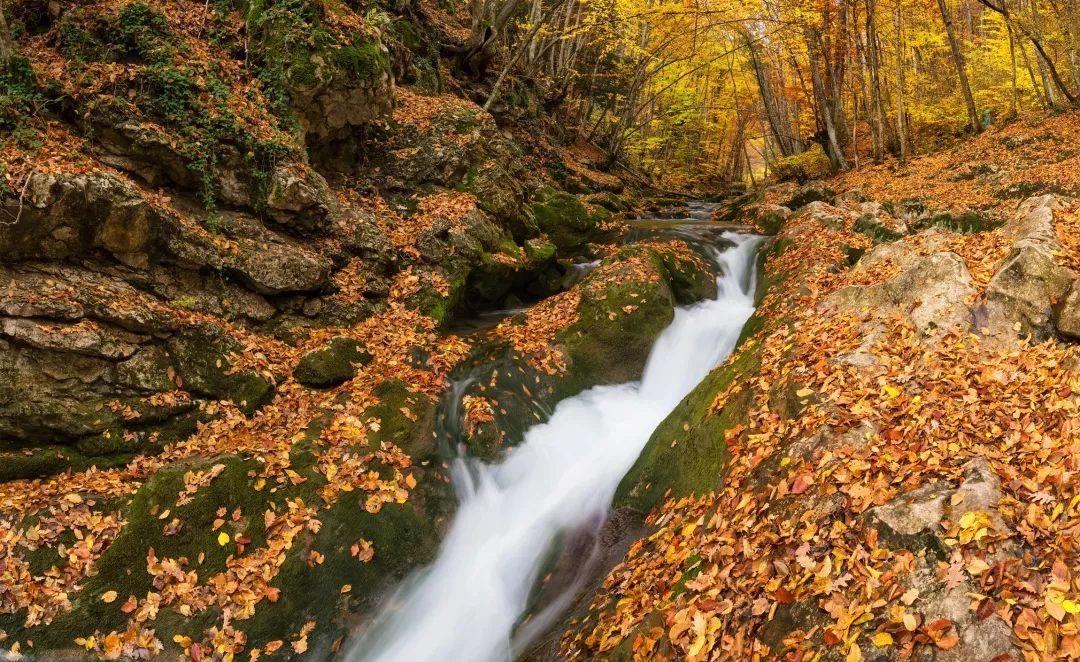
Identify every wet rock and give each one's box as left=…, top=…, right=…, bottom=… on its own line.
left=978, top=195, right=1073, bottom=342
left=294, top=336, right=373, bottom=388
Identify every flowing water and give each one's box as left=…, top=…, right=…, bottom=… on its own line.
left=350, top=224, right=761, bottom=662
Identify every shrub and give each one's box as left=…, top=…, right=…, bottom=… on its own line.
left=771, top=143, right=831, bottom=183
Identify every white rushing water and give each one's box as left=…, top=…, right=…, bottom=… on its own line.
left=351, top=232, right=761, bottom=662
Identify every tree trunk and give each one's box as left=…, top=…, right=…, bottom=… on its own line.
left=936, top=0, right=981, bottom=132
left=0, top=2, right=14, bottom=66
left=894, top=0, right=910, bottom=159
left=806, top=29, right=849, bottom=169
left=1008, top=21, right=1020, bottom=114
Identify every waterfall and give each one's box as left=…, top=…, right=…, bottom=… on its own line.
left=350, top=232, right=761, bottom=662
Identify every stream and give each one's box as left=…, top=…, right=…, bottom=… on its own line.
left=349, top=210, right=761, bottom=662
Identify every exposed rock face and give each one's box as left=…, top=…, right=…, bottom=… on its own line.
left=370, top=92, right=529, bottom=229
left=825, top=249, right=976, bottom=341
left=1055, top=280, right=1080, bottom=339
left=865, top=459, right=1020, bottom=662
left=86, top=112, right=339, bottom=233
left=0, top=172, right=164, bottom=266
left=977, top=195, right=1074, bottom=341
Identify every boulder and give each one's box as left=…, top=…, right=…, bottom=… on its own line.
left=824, top=250, right=976, bottom=340
left=977, top=195, right=1073, bottom=342
left=530, top=191, right=608, bottom=253
left=1055, top=280, right=1080, bottom=340
left=294, top=336, right=373, bottom=387
left=165, top=210, right=333, bottom=296
left=771, top=143, right=830, bottom=183
left=167, top=326, right=275, bottom=414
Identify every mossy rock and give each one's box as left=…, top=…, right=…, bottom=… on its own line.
left=712, top=188, right=764, bottom=224
left=554, top=248, right=677, bottom=398
left=530, top=191, right=603, bottom=253
left=615, top=344, right=759, bottom=513
left=13, top=454, right=273, bottom=651
left=772, top=143, right=831, bottom=183
left=853, top=213, right=904, bottom=243
left=168, top=327, right=276, bottom=414
left=294, top=336, right=372, bottom=388
left=911, top=210, right=1001, bottom=234
left=782, top=182, right=835, bottom=211
left=655, top=246, right=718, bottom=304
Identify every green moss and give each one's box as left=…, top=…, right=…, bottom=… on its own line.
left=912, top=210, right=1001, bottom=234
left=114, top=2, right=174, bottom=63
left=712, top=188, right=763, bottom=224
left=168, top=328, right=275, bottom=414
left=782, top=184, right=835, bottom=211
left=336, top=39, right=390, bottom=81
left=294, top=337, right=372, bottom=388
left=0, top=56, right=46, bottom=133
left=853, top=213, right=904, bottom=243
left=555, top=249, right=675, bottom=398
left=22, top=455, right=272, bottom=650
left=530, top=192, right=599, bottom=253
left=615, top=344, right=759, bottom=513
left=772, top=143, right=831, bottom=183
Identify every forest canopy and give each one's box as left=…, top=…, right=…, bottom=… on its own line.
left=446, top=0, right=1080, bottom=186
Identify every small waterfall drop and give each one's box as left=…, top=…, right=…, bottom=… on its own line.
left=351, top=232, right=761, bottom=662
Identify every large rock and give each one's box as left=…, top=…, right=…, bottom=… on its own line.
left=864, top=460, right=1020, bottom=662
left=372, top=91, right=528, bottom=228
left=978, top=195, right=1074, bottom=342
left=530, top=190, right=609, bottom=253
left=824, top=249, right=976, bottom=340
left=1055, top=280, right=1080, bottom=339
left=87, top=110, right=338, bottom=232
left=0, top=172, right=164, bottom=267
left=294, top=336, right=373, bottom=387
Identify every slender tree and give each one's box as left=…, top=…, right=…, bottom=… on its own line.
left=936, top=0, right=981, bottom=132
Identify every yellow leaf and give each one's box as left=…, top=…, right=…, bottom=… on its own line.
left=1063, top=600, right=1080, bottom=615
left=846, top=643, right=863, bottom=662
left=795, top=388, right=814, bottom=398
left=217, top=531, right=230, bottom=546
left=883, top=385, right=901, bottom=399
left=101, top=590, right=117, bottom=603
left=681, top=523, right=697, bottom=537
left=871, top=632, right=894, bottom=647
left=340, top=584, right=352, bottom=594
left=405, top=474, right=417, bottom=489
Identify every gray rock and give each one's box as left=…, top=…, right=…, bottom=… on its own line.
left=1055, top=280, right=1080, bottom=339
left=825, top=251, right=975, bottom=339
left=978, top=195, right=1073, bottom=342
left=1, top=317, right=147, bottom=360
left=0, top=172, right=163, bottom=266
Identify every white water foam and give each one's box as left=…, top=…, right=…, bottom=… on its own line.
left=351, top=232, right=761, bottom=662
